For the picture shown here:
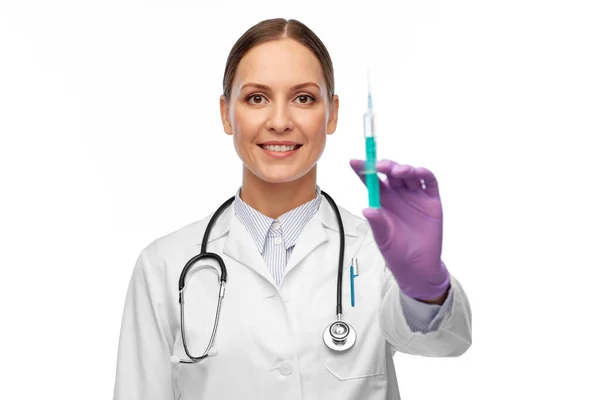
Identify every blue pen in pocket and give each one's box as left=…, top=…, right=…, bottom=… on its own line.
left=350, top=257, right=359, bottom=307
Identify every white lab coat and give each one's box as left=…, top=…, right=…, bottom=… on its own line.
left=113, top=198, right=472, bottom=400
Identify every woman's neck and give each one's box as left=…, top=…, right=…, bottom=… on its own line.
left=240, top=167, right=318, bottom=219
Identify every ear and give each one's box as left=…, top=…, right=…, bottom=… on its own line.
left=326, top=94, right=339, bottom=135
left=220, top=95, right=233, bottom=135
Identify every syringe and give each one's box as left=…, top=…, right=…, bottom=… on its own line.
left=363, top=70, right=380, bottom=208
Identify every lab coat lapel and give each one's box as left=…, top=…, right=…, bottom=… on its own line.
left=283, top=196, right=359, bottom=280
left=222, top=213, right=277, bottom=287
left=282, top=209, right=329, bottom=280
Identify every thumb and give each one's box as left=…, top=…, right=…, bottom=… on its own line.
left=362, top=207, right=394, bottom=248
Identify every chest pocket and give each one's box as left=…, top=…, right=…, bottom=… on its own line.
left=324, top=337, right=387, bottom=381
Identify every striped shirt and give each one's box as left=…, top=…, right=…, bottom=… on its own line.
left=233, top=185, right=322, bottom=287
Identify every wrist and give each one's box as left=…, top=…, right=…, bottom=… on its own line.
left=395, top=260, right=450, bottom=303
left=415, top=284, right=450, bottom=305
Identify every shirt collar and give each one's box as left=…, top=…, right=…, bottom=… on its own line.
left=233, top=186, right=323, bottom=254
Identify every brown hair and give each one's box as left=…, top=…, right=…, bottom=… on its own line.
left=222, top=18, right=335, bottom=102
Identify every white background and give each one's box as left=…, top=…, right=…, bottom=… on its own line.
left=1, top=0, right=599, bottom=398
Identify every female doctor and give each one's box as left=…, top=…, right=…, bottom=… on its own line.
left=113, top=18, right=472, bottom=400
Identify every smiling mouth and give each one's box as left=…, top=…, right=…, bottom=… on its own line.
left=258, top=144, right=302, bottom=152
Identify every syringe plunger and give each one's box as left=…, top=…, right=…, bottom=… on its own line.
left=364, top=112, right=375, bottom=138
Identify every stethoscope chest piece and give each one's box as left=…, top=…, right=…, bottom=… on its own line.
left=323, top=319, right=356, bottom=352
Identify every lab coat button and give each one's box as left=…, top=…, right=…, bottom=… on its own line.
left=279, top=361, right=294, bottom=375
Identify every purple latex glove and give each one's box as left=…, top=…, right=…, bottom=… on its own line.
left=350, top=159, right=450, bottom=302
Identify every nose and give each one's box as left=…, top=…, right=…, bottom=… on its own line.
left=265, top=101, right=294, bottom=133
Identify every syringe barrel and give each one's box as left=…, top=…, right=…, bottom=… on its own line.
left=364, top=136, right=380, bottom=208
left=363, top=111, right=375, bottom=138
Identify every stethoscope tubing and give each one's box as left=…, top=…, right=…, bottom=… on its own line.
left=176, top=190, right=350, bottom=363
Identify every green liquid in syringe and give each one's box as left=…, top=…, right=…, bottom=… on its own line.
left=365, top=136, right=380, bottom=208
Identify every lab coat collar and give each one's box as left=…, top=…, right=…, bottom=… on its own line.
left=200, top=191, right=361, bottom=287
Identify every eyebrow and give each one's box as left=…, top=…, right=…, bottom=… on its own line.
left=240, top=82, right=320, bottom=91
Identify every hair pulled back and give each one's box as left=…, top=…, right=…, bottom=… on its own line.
left=222, top=18, right=334, bottom=102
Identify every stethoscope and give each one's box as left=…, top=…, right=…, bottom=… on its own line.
left=170, top=190, right=356, bottom=365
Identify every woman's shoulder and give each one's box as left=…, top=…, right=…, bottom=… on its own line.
left=140, top=207, right=230, bottom=260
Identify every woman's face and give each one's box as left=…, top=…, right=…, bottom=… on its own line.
left=220, top=38, right=339, bottom=184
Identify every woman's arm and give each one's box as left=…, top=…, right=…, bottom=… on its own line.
left=379, top=265, right=472, bottom=357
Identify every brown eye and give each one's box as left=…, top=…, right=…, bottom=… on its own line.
left=247, top=94, right=265, bottom=104
left=295, top=95, right=314, bottom=104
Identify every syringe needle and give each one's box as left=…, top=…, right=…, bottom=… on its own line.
left=367, top=68, right=373, bottom=111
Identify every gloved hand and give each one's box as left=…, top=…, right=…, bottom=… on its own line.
left=350, top=159, right=450, bottom=302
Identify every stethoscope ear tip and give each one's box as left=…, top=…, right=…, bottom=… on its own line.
left=170, top=347, right=218, bottom=365
left=207, top=347, right=219, bottom=357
